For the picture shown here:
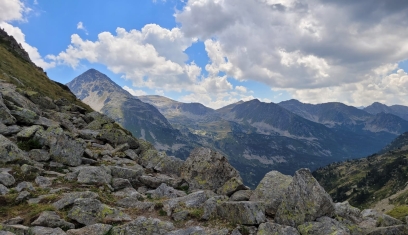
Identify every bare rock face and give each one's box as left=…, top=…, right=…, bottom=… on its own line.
left=249, top=171, right=292, bottom=216
left=180, top=147, right=242, bottom=192
left=275, top=168, right=335, bottom=227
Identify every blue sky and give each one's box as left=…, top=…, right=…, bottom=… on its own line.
left=1, top=0, right=408, bottom=108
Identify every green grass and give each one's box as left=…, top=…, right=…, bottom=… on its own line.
left=386, top=205, right=408, bottom=221
left=0, top=45, right=92, bottom=112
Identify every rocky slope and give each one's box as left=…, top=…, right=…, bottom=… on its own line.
left=0, top=28, right=407, bottom=234
left=67, top=69, right=198, bottom=160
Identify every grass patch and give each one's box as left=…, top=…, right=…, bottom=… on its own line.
left=387, top=205, right=408, bottom=221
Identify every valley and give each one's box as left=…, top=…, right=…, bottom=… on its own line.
left=68, top=69, right=408, bottom=187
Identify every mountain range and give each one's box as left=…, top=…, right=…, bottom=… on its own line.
left=67, top=69, right=408, bottom=187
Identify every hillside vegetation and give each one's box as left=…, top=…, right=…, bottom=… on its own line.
left=314, top=132, right=408, bottom=220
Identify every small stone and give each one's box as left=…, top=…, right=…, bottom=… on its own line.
left=53, top=191, right=98, bottom=210
left=3, top=216, right=24, bottom=225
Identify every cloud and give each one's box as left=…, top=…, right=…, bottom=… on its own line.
left=0, top=0, right=53, bottom=69
left=122, top=86, right=147, bottom=96
left=77, top=21, right=88, bottom=35
left=49, top=25, right=198, bottom=91
left=0, top=0, right=27, bottom=22
left=175, top=0, right=408, bottom=105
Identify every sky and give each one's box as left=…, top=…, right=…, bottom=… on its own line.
left=1, top=0, right=408, bottom=109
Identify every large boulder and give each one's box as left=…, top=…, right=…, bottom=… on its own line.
left=145, top=183, right=186, bottom=199
left=68, top=198, right=131, bottom=225
left=0, top=93, right=16, bottom=125
left=275, top=168, right=335, bottom=227
left=180, top=147, right=242, bottom=192
left=96, top=128, right=139, bottom=148
left=31, top=211, right=74, bottom=230
left=334, top=201, right=362, bottom=224
left=49, top=133, right=85, bottom=166
left=0, top=134, right=28, bottom=163
left=163, top=191, right=209, bottom=216
left=66, top=223, right=112, bottom=235
left=216, top=201, right=266, bottom=225
left=249, top=171, right=292, bottom=216
left=53, top=191, right=98, bottom=210
left=111, top=216, right=175, bottom=235
left=257, top=222, right=299, bottom=235
left=138, top=149, right=184, bottom=176
left=76, top=166, right=112, bottom=185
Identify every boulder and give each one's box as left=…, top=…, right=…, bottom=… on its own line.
left=257, top=222, right=299, bottom=235
left=275, top=168, right=335, bottom=227
left=35, top=176, right=52, bottom=188
left=249, top=171, right=292, bottom=215
left=31, top=211, right=74, bottom=230
left=180, top=147, right=242, bottom=191
left=96, top=129, right=139, bottom=148
left=0, top=94, right=16, bottom=125
left=111, top=216, right=175, bottom=235
left=9, top=106, right=39, bottom=124
left=49, top=133, right=85, bottom=167
left=138, top=149, right=183, bottom=176
left=297, top=216, right=362, bottom=235
left=116, top=197, right=155, bottom=210
left=216, top=201, right=266, bottom=225
left=166, top=226, right=206, bottom=235
left=0, top=123, right=20, bottom=136
left=201, top=196, right=229, bottom=221
left=334, top=201, right=362, bottom=224
left=0, top=134, right=28, bottom=163
left=15, top=181, right=34, bottom=192
left=53, top=191, right=98, bottom=210
left=139, top=174, right=180, bottom=189
left=110, top=166, right=143, bottom=181
left=68, top=198, right=131, bottom=225
left=216, top=177, right=247, bottom=196
left=230, top=190, right=252, bottom=201
left=112, top=178, right=132, bottom=191
left=172, top=210, right=190, bottom=222
left=145, top=183, right=186, bottom=199
left=76, top=166, right=112, bottom=185
left=361, top=209, right=403, bottom=227
left=0, top=184, right=9, bottom=195
left=163, top=191, right=209, bottom=216
left=0, top=172, right=15, bottom=187
left=29, top=226, right=66, bottom=235
left=66, top=223, right=112, bottom=235
left=367, top=225, right=408, bottom=235
left=28, top=149, right=50, bottom=162
left=16, top=125, right=43, bottom=140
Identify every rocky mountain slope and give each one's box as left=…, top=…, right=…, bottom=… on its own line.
left=313, top=132, right=408, bottom=221
left=67, top=69, right=198, bottom=160
left=1, top=28, right=407, bottom=234
left=364, top=102, right=408, bottom=121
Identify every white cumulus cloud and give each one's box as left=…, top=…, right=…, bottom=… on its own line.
left=123, top=86, right=147, bottom=96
